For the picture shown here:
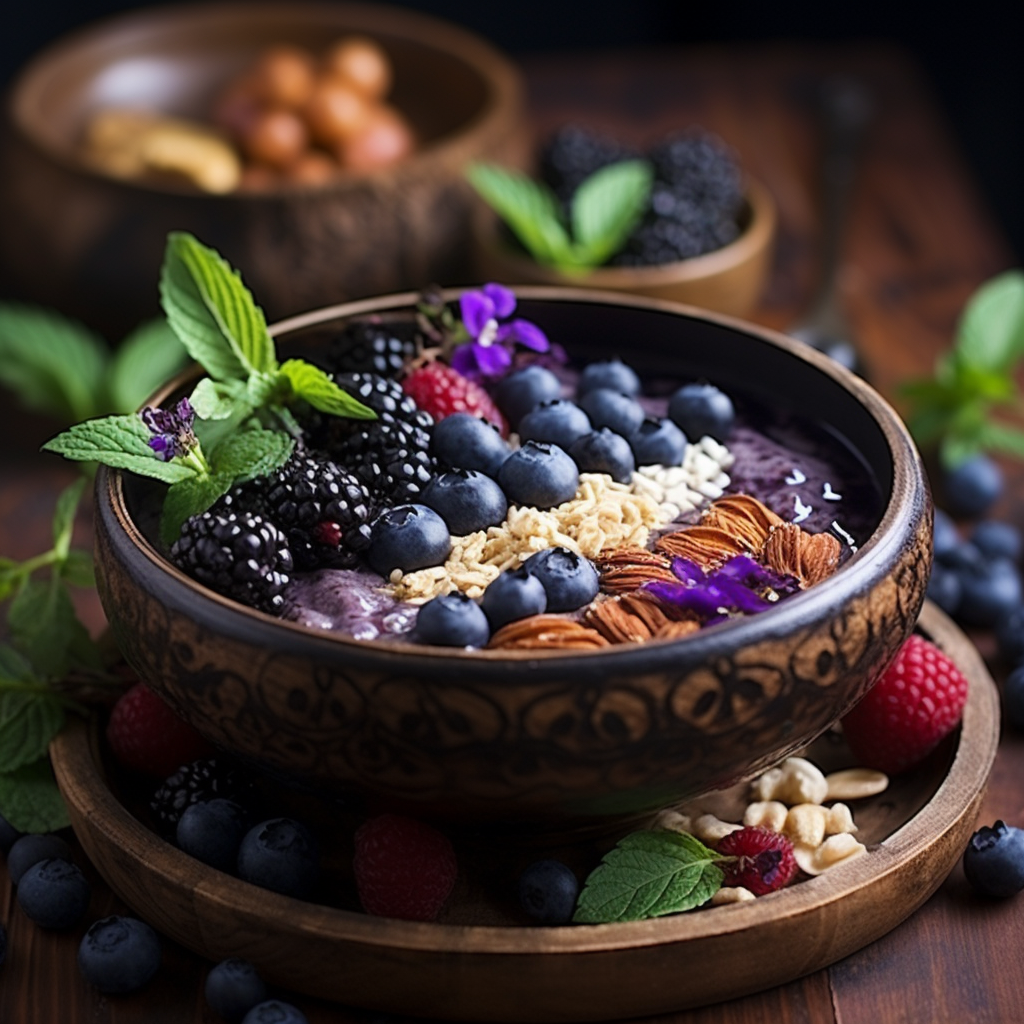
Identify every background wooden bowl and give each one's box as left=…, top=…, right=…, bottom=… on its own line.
left=0, top=1, right=529, bottom=338
left=472, top=178, right=776, bottom=317
left=93, top=289, right=931, bottom=829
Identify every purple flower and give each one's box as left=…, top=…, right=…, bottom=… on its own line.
left=140, top=397, right=197, bottom=462
left=451, top=283, right=550, bottom=379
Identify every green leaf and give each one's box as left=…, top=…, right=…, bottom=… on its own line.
left=189, top=377, right=247, bottom=420
left=6, top=576, right=96, bottom=679
left=975, top=420, right=1024, bottom=459
left=0, top=691, right=65, bottom=774
left=573, top=830, right=724, bottom=923
left=61, top=549, right=97, bottom=589
left=160, top=232, right=277, bottom=382
left=0, top=644, right=36, bottom=684
left=210, top=428, right=294, bottom=482
left=955, top=270, right=1024, bottom=372
left=0, top=756, right=71, bottom=833
left=109, top=318, right=190, bottom=414
left=277, top=360, right=377, bottom=418
left=466, top=163, right=574, bottom=267
left=571, top=160, right=653, bottom=265
left=42, top=415, right=195, bottom=483
left=159, top=473, right=236, bottom=546
left=51, top=477, right=87, bottom=558
left=0, top=303, right=109, bottom=422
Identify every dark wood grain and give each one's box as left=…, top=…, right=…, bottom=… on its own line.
left=3, top=39, right=1024, bottom=1024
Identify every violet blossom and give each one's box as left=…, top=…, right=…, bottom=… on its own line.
left=450, top=283, right=550, bottom=379
left=140, top=397, right=198, bottom=462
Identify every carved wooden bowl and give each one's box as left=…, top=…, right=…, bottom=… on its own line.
left=0, top=2, right=529, bottom=338
left=93, top=289, right=932, bottom=829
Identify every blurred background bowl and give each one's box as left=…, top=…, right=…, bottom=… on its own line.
left=0, top=1, right=529, bottom=339
left=473, top=177, right=776, bottom=317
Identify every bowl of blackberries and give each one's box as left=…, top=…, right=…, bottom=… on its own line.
left=74, top=235, right=928, bottom=830
left=469, top=124, right=776, bottom=318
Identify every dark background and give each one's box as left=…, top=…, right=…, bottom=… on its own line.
left=4, top=0, right=1022, bottom=261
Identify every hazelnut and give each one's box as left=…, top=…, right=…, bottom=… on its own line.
left=242, top=109, right=308, bottom=169
left=326, top=36, right=392, bottom=100
left=339, top=106, right=414, bottom=171
left=304, top=79, right=371, bottom=145
left=251, top=45, right=316, bottom=109
left=285, top=150, right=339, bottom=186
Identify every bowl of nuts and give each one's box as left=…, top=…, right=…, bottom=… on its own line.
left=0, top=1, right=529, bottom=337
left=77, top=242, right=930, bottom=830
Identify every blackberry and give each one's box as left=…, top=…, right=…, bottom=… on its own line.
left=336, top=419, right=436, bottom=505
left=326, top=317, right=423, bottom=378
left=647, top=129, right=743, bottom=212
left=238, top=451, right=375, bottom=571
left=171, top=510, right=292, bottom=614
left=149, top=758, right=257, bottom=839
left=539, top=124, right=640, bottom=205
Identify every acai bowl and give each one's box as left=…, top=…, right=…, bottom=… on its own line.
left=82, top=249, right=931, bottom=830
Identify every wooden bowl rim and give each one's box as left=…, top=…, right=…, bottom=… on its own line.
left=8, top=0, right=524, bottom=199
left=99, top=286, right=927, bottom=667
left=473, top=177, right=777, bottom=286
left=51, top=603, right=999, bottom=959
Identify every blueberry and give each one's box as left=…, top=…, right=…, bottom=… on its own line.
left=939, top=539, right=985, bottom=573
left=943, top=454, right=1003, bottom=519
left=413, top=592, right=491, bottom=648
left=963, top=820, right=1024, bottom=898
left=971, top=519, right=1022, bottom=562
left=629, top=417, right=688, bottom=467
left=0, top=812, right=21, bottom=855
left=177, top=799, right=249, bottom=873
left=523, top=547, right=600, bottom=612
left=577, top=388, right=645, bottom=439
left=518, top=399, right=593, bottom=450
left=420, top=469, right=508, bottom=536
left=932, top=508, right=961, bottom=562
left=517, top=859, right=579, bottom=924
left=925, top=563, right=962, bottom=617
left=668, top=382, right=735, bottom=441
left=956, top=557, right=1022, bottom=627
left=367, top=504, right=451, bottom=577
left=6, top=833, right=71, bottom=885
left=241, top=1000, right=309, bottom=1024
left=568, top=429, right=635, bottom=483
left=429, top=412, right=510, bottom=477
left=481, top=566, right=548, bottom=630
left=16, top=858, right=91, bottom=929
left=498, top=441, right=579, bottom=509
left=205, top=958, right=269, bottom=1023
left=577, top=358, right=641, bottom=397
left=78, top=916, right=162, bottom=993
left=996, top=605, right=1024, bottom=664
left=237, top=818, right=319, bottom=900
left=1004, top=666, right=1024, bottom=731
left=494, top=366, right=562, bottom=427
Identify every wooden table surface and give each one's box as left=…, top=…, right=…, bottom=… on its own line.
left=2, top=40, right=1023, bottom=1024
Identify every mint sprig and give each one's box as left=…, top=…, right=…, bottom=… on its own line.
left=902, top=270, right=1024, bottom=468
left=573, top=829, right=724, bottom=923
left=467, top=160, right=653, bottom=271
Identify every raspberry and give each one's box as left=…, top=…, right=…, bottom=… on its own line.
left=352, top=814, right=457, bottom=921
left=106, top=683, right=214, bottom=778
left=716, top=826, right=798, bottom=895
left=840, top=635, right=969, bottom=774
left=402, top=362, right=507, bottom=435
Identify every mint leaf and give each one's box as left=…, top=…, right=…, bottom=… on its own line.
left=52, top=477, right=87, bottom=558
left=973, top=420, right=1024, bottom=459
left=190, top=377, right=247, bottom=420
left=161, top=232, right=276, bottom=382
left=955, top=270, right=1024, bottom=372
left=42, top=416, right=195, bottom=483
left=0, top=645, right=35, bottom=683
left=0, top=303, right=109, bottom=422
left=571, top=160, right=652, bottom=265
left=0, top=756, right=71, bottom=833
left=61, top=549, right=96, bottom=589
left=7, top=576, right=97, bottom=679
left=573, top=830, right=724, bottom=923
left=467, top=163, right=574, bottom=267
left=160, top=473, right=236, bottom=546
left=211, top=428, right=294, bottom=481
left=109, top=318, right=189, bottom=414
left=0, top=691, right=65, bottom=774
left=278, top=360, right=377, bottom=418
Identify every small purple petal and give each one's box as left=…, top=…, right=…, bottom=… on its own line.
left=174, top=397, right=195, bottom=424
left=460, top=290, right=494, bottom=339
left=147, top=436, right=175, bottom=462
left=496, top=319, right=550, bottom=353
left=669, top=557, right=707, bottom=585
left=450, top=344, right=482, bottom=378
left=474, top=342, right=513, bottom=377
left=483, top=283, right=517, bottom=319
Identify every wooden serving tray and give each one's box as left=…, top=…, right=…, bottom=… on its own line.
left=50, top=603, right=999, bottom=1022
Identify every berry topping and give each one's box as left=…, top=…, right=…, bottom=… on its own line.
left=524, top=546, right=600, bottom=612
left=518, top=399, right=593, bottom=450
left=366, top=504, right=452, bottom=577
left=576, top=358, right=641, bottom=397
left=498, top=440, right=579, bottom=509
left=205, top=958, right=269, bottom=1023
left=517, top=859, right=579, bottom=924
left=16, top=858, right=91, bottom=930
left=353, top=814, right=458, bottom=921
left=539, top=123, right=639, bottom=206
left=963, top=820, right=1024, bottom=898
left=237, top=818, right=320, bottom=900
left=420, top=469, right=509, bottom=536
left=971, top=519, right=1022, bottom=562
left=106, top=682, right=214, bottom=779
left=402, top=361, right=506, bottom=432
left=715, top=826, right=798, bottom=895
left=481, top=566, right=548, bottom=630
left=413, top=592, right=491, bottom=648
left=629, top=417, right=688, bottom=467
left=429, top=411, right=510, bottom=477
left=78, top=916, right=162, bottom=994
left=577, top=388, right=645, bottom=439
left=668, top=382, right=735, bottom=442
left=336, top=419, right=436, bottom=505
left=841, top=635, right=969, bottom=774
left=568, top=428, right=636, bottom=483
left=494, top=365, right=562, bottom=428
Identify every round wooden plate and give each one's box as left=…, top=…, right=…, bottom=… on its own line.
left=51, top=603, right=999, bottom=1022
